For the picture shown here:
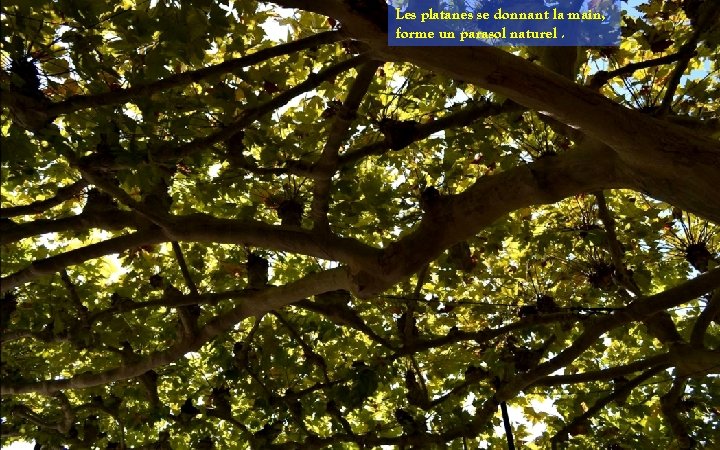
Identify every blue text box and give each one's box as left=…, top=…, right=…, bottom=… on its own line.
left=388, top=0, right=621, bottom=46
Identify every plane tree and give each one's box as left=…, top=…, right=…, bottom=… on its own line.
left=1, top=0, right=719, bottom=448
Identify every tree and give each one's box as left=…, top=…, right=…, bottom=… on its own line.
left=1, top=0, right=719, bottom=448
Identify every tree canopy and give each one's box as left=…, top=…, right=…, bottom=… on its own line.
left=1, top=0, right=720, bottom=448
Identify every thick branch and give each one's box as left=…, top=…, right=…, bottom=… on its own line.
left=361, top=142, right=627, bottom=296
left=0, top=214, right=381, bottom=293
left=1, top=228, right=164, bottom=294
left=310, top=61, right=380, bottom=232
left=268, top=0, right=720, bottom=222
left=164, top=215, right=382, bottom=270
left=667, top=344, right=720, bottom=377
left=0, top=267, right=350, bottom=395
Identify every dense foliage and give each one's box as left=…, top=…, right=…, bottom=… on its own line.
left=1, top=0, right=719, bottom=448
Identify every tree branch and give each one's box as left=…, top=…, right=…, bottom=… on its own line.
left=660, top=377, right=693, bottom=449
left=310, top=61, right=380, bottom=232
left=1, top=227, right=164, bottom=294
left=338, top=99, right=522, bottom=168
left=690, top=289, right=720, bottom=346
left=363, top=142, right=627, bottom=296
left=552, top=365, right=669, bottom=445
left=394, top=312, right=580, bottom=357
left=500, top=400, right=516, bottom=450
left=266, top=0, right=720, bottom=222
left=171, top=242, right=199, bottom=296
left=76, top=54, right=370, bottom=175
left=533, top=353, right=671, bottom=386
left=0, top=180, right=87, bottom=218
left=0, top=211, right=138, bottom=245
left=0, top=213, right=382, bottom=293
left=0, top=267, right=350, bottom=395
left=273, top=311, right=331, bottom=383
left=59, top=269, right=88, bottom=320
left=657, top=1, right=720, bottom=116
left=43, top=31, right=344, bottom=118
left=595, top=191, right=641, bottom=296
left=588, top=51, right=693, bottom=90
left=294, top=298, right=393, bottom=348
left=496, top=267, right=720, bottom=401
